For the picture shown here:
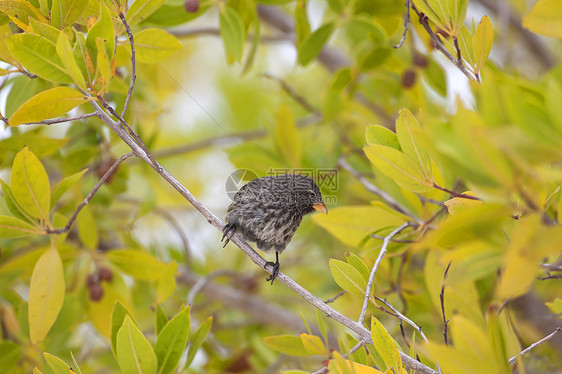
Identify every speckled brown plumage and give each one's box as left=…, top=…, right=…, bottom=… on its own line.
left=222, top=174, right=327, bottom=283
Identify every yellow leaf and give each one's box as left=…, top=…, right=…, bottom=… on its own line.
left=9, top=87, right=91, bottom=126
left=77, top=205, right=98, bottom=250
left=371, top=317, right=402, bottom=373
left=10, top=146, right=51, bottom=223
left=56, top=31, right=86, bottom=89
left=263, top=335, right=309, bottom=356
left=29, top=245, right=65, bottom=343
left=444, top=191, right=482, bottom=214
left=327, top=353, right=385, bottom=373
left=523, top=0, right=562, bottom=38
left=472, top=16, right=493, bottom=72
left=106, top=249, right=167, bottom=280
left=300, top=333, right=327, bottom=356
left=395, top=108, right=429, bottom=179
left=275, top=104, right=301, bottom=168
left=364, top=145, right=432, bottom=193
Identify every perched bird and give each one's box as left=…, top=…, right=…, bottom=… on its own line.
left=222, top=174, right=328, bottom=284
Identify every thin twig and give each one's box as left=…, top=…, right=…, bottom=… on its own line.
left=540, top=262, right=562, bottom=272
left=259, top=73, right=321, bottom=114
left=338, top=157, right=422, bottom=224
left=508, top=327, right=561, bottom=364
left=410, top=4, right=479, bottom=82
left=537, top=274, right=562, bottom=280
left=311, top=339, right=367, bottom=374
left=324, top=291, right=347, bottom=304
left=433, top=183, right=480, bottom=200
left=46, top=152, right=134, bottom=234
left=440, top=262, right=452, bottom=346
left=358, top=222, right=413, bottom=324
left=119, top=13, right=136, bottom=119
left=375, top=297, right=429, bottom=343
left=394, top=0, right=411, bottom=48
left=14, top=113, right=98, bottom=126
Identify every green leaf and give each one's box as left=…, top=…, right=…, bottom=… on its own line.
left=395, top=108, right=430, bottom=179
left=263, top=334, right=309, bottom=356
left=275, top=104, right=301, bottom=168
left=10, top=147, right=51, bottom=222
left=365, top=125, right=401, bottom=150
left=219, top=6, right=246, bottom=62
left=86, top=2, right=114, bottom=61
left=1, top=180, right=34, bottom=223
left=29, top=245, right=65, bottom=343
left=0, top=342, right=22, bottom=372
left=56, top=31, right=87, bottom=89
left=155, top=305, right=168, bottom=335
left=133, top=28, right=182, bottom=63
left=7, top=33, right=72, bottom=83
left=154, top=306, right=190, bottom=374
left=0, top=215, right=41, bottom=238
left=44, top=353, right=70, bottom=374
left=107, top=249, right=168, bottom=280
left=51, top=0, right=90, bottom=29
left=96, top=36, right=112, bottom=88
left=298, top=22, right=334, bottom=66
left=329, top=259, right=366, bottom=295
left=364, top=144, right=433, bottom=193
left=295, top=0, right=310, bottom=45
left=185, top=317, right=212, bottom=368
left=422, top=57, right=447, bottom=96
left=472, top=16, right=493, bottom=72
left=116, top=315, right=158, bottom=374
left=9, top=87, right=91, bottom=126
left=111, top=301, right=136, bottom=357
left=371, top=317, right=402, bottom=373
left=523, top=0, right=562, bottom=38
left=50, top=168, right=88, bottom=207
left=29, top=18, right=60, bottom=43
left=344, top=252, right=370, bottom=283
left=127, top=0, right=166, bottom=26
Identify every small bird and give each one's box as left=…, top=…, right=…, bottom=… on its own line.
left=222, top=174, right=328, bottom=284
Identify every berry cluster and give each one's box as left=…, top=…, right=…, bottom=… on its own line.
left=86, top=266, right=113, bottom=302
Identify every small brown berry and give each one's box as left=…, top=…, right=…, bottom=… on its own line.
left=89, top=284, right=104, bottom=302
left=413, top=53, right=428, bottom=68
left=401, top=69, right=417, bottom=88
left=86, top=273, right=96, bottom=287
left=98, top=266, right=113, bottom=282
left=97, top=157, right=118, bottom=183
left=184, top=0, right=199, bottom=13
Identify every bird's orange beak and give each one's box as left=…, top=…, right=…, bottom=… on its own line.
left=313, top=202, right=328, bottom=214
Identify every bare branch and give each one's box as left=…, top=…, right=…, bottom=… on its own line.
left=259, top=73, right=321, bottom=114
left=324, top=291, right=347, bottom=304
left=13, top=112, right=98, bottom=126
left=538, top=274, right=562, bottom=280
left=432, top=183, right=480, bottom=200
left=369, top=233, right=415, bottom=243
left=508, top=327, right=561, bottom=364
left=440, top=262, right=452, bottom=345
left=358, top=222, right=414, bottom=325
left=119, top=13, right=136, bottom=119
left=46, top=152, right=134, bottom=235
left=169, top=27, right=290, bottom=43
left=374, top=297, right=429, bottom=343
left=394, top=0, right=411, bottom=48
left=410, top=4, right=479, bottom=82
left=338, top=157, right=422, bottom=224
left=541, top=262, right=562, bottom=272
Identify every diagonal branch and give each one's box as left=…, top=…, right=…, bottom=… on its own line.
left=119, top=13, right=136, bottom=119
left=11, top=112, right=98, bottom=126
left=508, top=327, right=561, bottom=364
left=46, top=152, right=134, bottom=234
left=358, top=222, right=414, bottom=324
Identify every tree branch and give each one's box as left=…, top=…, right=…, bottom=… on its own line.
left=46, top=152, right=134, bottom=234
left=440, top=262, right=452, bottom=346
left=119, top=13, right=136, bottom=119
left=8, top=112, right=98, bottom=126
left=338, top=157, right=422, bottom=224
left=358, top=222, right=414, bottom=325
left=508, top=327, right=561, bottom=364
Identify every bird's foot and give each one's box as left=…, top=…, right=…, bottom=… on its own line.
left=221, top=223, right=236, bottom=247
left=265, top=261, right=280, bottom=285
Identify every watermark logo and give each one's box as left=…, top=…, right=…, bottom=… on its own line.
left=225, top=168, right=259, bottom=200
